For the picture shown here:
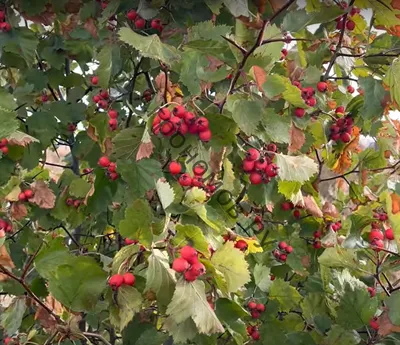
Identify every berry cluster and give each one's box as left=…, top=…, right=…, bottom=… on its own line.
left=329, top=116, right=353, bottom=143
left=242, top=146, right=278, bottom=185
left=273, top=241, right=293, bottom=262
left=281, top=201, right=302, bottom=219
left=65, top=197, right=83, bottom=209
left=107, top=108, right=119, bottom=131
left=369, top=212, right=393, bottom=251
left=253, top=215, right=264, bottom=232
left=370, top=317, right=379, bottom=331
left=246, top=326, right=260, bottom=341
left=247, top=300, right=266, bottom=319
left=335, top=5, right=360, bottom=31
left=0, top=218, right=12, bottom=233
left=91, top=87, right=110, bottom=109
left=172, top=245, right=206, bottom=282
left=142, top=89, right=153, bottom=102
left=152, top=106, right=212, bottom=142
left=126, top=9, right=163, bottom=32
left=18, top=189, right=34, bottom=202
left=0, top=10, right=11, bottom=32
left=292, top=82, right=316, bottom=118
left=0, top=138, right=8, bottom=155
left=98, top=156, right=119, bottom=181
left=108, top=272, right=136, bottom=289
left=313, top=230, right=322, bottom=249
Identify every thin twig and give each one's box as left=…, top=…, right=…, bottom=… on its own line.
left=39, top=160, right=73, bottom=169
left=221, top=36, right=246, bottom=55
left=82, top=332, right=112, bottom=345
left=125, top=57, right=144, bottom=128
left=21, top=242, right=43, bottom=280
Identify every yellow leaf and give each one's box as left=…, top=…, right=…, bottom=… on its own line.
left=235, top=236, right=263, bottom=255
left=104, top=226, right=116, bottom=240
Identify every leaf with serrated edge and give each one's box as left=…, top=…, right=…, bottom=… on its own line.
left=116, top=285, right=143, bottom=330
left=166, top=279, right=224, bottom=334
left=156, top=179, right=175, bottom=210
left=211, top=241, right=251, bottom=293
left=173, top=224, right=210, bottom=256
left=276, top=154, right=318, bottom=183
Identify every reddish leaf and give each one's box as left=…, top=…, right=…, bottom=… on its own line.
left=11, top=202, right=28, bottom=220
left=391, top=193, right=400, bottom=214
left=288, top=123, right=305, bottom=153
left=30, top=181, right=56, bottom=209
left=252, top=66, right=266, bottom=92
left=0, top=246, right=15, bottom=282
left=303, top=196, right=323, bottom=218
left=136, top=142, right=154, bottom=161
left=322, top=202, right=339, bottom=218
left=378, top=309, right=400, bottom=336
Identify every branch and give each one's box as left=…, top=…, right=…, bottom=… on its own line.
left=21, top=242, right=43, bottom=280
left=327, top=76, right=358, bottom=82
left=221, top=36, right=246, bottom=55
left=125, top=57, right=144, bottom=128
left=82, top=332, right=112, bottom=345
left=261, top=37, right=313, bottom=45
left=39, top=160, right=73, bottom=169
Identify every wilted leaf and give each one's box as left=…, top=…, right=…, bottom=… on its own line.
left=322, top=202, right=339, bottom=218
left=30, top=180, right=56, bottom=209
left=136, top=130, right=154, bottom=161
left=276, top=153, right=318, bottom=183
left=10, top=202, right=28, bottom=220
left=378, top=308, right=400, bottom=336
left=303, top=195, right=323, bottom=218
left=251, top=65, right=266, bottom=91
left=289, top=123, right=305, bottom=152
left=7, top=131, right=39, bottom=146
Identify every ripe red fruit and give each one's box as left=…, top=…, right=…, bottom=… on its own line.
left=190, top=262, right=206, bottom=276
left=249, top=172, right=263, bottom=185
left=93, top=95, right=101, bottom=103
left=370, top=318, right=379, bottom=330
left=24, top=189, right=34, bottom=199
left=270, top=274, right=275, bottom=281
left=193, top=164, right=206, bottom=176
left=251, top=331, right=260, bottom=340
left=254, top=215, right=262, bottom=223
left=242, top=160, right=255, bottom=172
left=292, top=81, right=301, bottom=88
left=380, top=213, right=388, bottom=221
left=279, top=253, right=287, bottom=262
left=168, top=161, right=181, bottom=175
left=178, top=122, right=188, bottom=135
left=184, top=112, right=196, bottom=125
left=267, top=143, right=277, bottom=152
left=124, top=238, right=137, bottom=245
left=385, top=228, right=395, bottom=240
left=336, top=106, right=345, bottom=114
left=184, top=269, right=198, bottom=282
left=247, top=325, right=255, bottom=335
left=135, top=17, right=146, bottom=29
left=340, top=132, right=351, bottom=143
left=172, top=257, right=190, bottom=273
left=317, top=82, right=328, bottom=92
left=346, top=19, right=355, bottom=31
left=98, top=100, right=108, bottom=109
left=122, top=272, right=136, bottom=286
left=235, top=239, right=248, bottom=251
left=293, top=209, right=301, bottom=218
left=0, top=22, right=10, bottom=32
left=109, top=172, right=119, bottom=181
left=313, top=241, right=322, bottom=249
left=306, top=97, right=317, bottom=107
left=256, top=303, right=265, bottom=312
left=294, top=108, right=305, bottom=118
left=347, top=85, right=355, bottom=94
left=251, top=310, right=261, bottom=319
left=367, top=287, right=376, bottom=297
left=254, top=158, right=268, bottom=171
left=73, top=199, right=81, bottom=208
left=178, top=173, right=192, bottom=187
left=180, top=245, right=198, bottom=264
left=248, top=301, right=257, bottom=310
left=100, top=90, right=109, bottom=99
left=98, top=156, right=110, bottom=167
left=246, top=148, right=260, bottom=161
left=313, top=231, right=321, bottom=239
left=285, top=245, right=293, bottom=254
left=127, top=9, right=137, bottom=21
left=173, top=105, right=186, bottom=118
left=199, top=129, right=212, bottom=142
left=372, top=239, right=384, bottom=251
left=330, top=125, right=340, bottom=134
left=369, top=230, right=384, bottom=242
left=41, top=94, right=48, bottom=102
left=192, top=176, right=203, bottom=187
left=196, top=117, right=209, bottom=132
left=331, top=133, right=341, bottom=141
left=18, top=192, right=26, bottom=201
left=108, top=118, right=117, bottom=130
left=281, top=48, right=288, bottom=56
left=109, top=274, right=124, bottom=289
left=281, top=202, right=293, bottom=211
left=151, top=18, right=162, bottom=31
left=160, top=121, right=175, bottom=136
left=188, top=123, right=199, bottom=134
left=66, top=198, right=74, bottom=206
left=336, top=18, right=345, bottom=30
left=158, top=108, right=171, bottom=120
left=91, top=76, right=99, bottom=85
left=108, top=162, right=117, bottom=173
left=108, top=109, right=118, bottom=119
left=265, top=164, right=278, bottom=178
left=0, top=138, right=8, bottom=146
left=278, top=241, right=287, bottom=250
left=4, top=337, right=12, bottom=345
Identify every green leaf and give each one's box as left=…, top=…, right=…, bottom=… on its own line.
left=278, top=181, right=302, bottom=199
left=275, top=154, right=318, bottom=183
left=247, top=180, right=277, bottom=206
left=305, top=0, right=321, bottom=12
left=253, top=264, right=272, bottom=292
left=119, top=28, right=180, bottom=66
left=359, top=77, right=385, bottom=120
left=112, top=127, right=144, bottom=161
left=69, top=179, right=91, bottom=198
left=180, top=49, right=202, bottom=95
left=262, top=75, right=286, bottom=98
left=113, top=286, right=143, bottom=331
left=145, top=249, right=176, bottom=307
left=223, top=0, right=249, bottom=17
left=118, top=159, right=163, bottom=199
left=156, top=179, right=175, bottom=211
left=0, top=88, right=19, bottom=139
left=386, top=58, right=400, bottom=108
left=318, top=247, right=358, bottom=270
left=112, top=245, right=140, bottom=274
left=211, top=241, right=251, bottom=293
left=387, top=291, right=400, bottom=326
left=326, top=325, right=361, bottom=345
left=173, top=224, right=210, bottom=256
left=303, top=65, right=322, bottom=85
left=0, top=297, right=26, bottom=335
left=337, top=283, right=378, bottom=329
left=26, top=111, right=59, bottom=146
left=119, top=199, right=153, bottom=247
left=47, top=256, right=107, bottom=312
left=258, top=109, right=291, bottom=144
left=97, top=45, right=112, bottom=89
left=269, top=278, right=303, bottom=312
left=3, top=27, right=39, bottom=65
left=187, top=21, right=232, bottom=42
left=166, top=279, right=224, bottom=334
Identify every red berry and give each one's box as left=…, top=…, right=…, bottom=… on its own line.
left=0, top=138, right=8, bottom=146
left=0, top=22, right=10, bottom=32
left=370, top=318, right=379, bottom=330
left=108, top=162, right=117, bottom=173
left=184, top=112, right=196, bottom=125
left=281, top=202, right=293, bottom=211
left=124, top=238, right=137, bottom=245
left=313, top=241, right=322, bottom=249
left=196, top=117, right=209, bottom=132
left=292, top=81, right=301, bottom=88
left=281, top=48, right=288, bottom=56
left=285, top=245, right=293, bottom=254
left=24, top=189, right=34, bottom=199
left=369, top=230, right=384, bottom=242
left=178, top=173, right=192, bottom=187
left=279, top=253, right=287, bottom=262
left=313, top=231, right=321, bottom=239
left=346, top=19, right=355, bottom=31
left=293, top=209, right=301, bottom=218
left=251, top=331, right=260, bottom=340
left=192, top=176, right=203, bottom=187
left=385, top=228, right=395, bottom=240
left=347, top=85, right=355, bottom=94
left=193, top=163, right=206, bottom=176
left=180, top=245, right=198, bottom=264
left=248, top=301, right=257, bottom=310
left=242, top=160, right=255, bottom=172
left=247, top=325, right=255, bottom=335
left=160, top=121, right=175, bottom=136
left=246, top=148, right=260, bottom=161
left=254, top=158, right=267, bottom=171
left=317, top=82, right=328, bottom=92
left=4, top=337, right=12, bottom=345
left=41, top=94, right=48, bottom=102
left=256, top=303, right=265, bottom=312
left=372, top=239, right=384, bottom=251
left=158, top=108, right=171, bottom=120
left=109, top=274, right=124, bottom=289
left=270, top=274, right=275, bottom=281
left=151, top=18, right=162, bottom=31
left=190, top=262, right=206, bottom=276
left=367, top=287, right=376, bottom=297
left=331, top=133, right=341, bottom=141
left=336, top=18, right=345, bottom=30
left=127, top=9, right=137, bottom=21
left=93, top=95, right=101, bottom=103
left=265, top=164, right=278, bottom=178
left=251, top=310, right=261, bottom=319
left=254, top=215, right=262, bottom=223
left=340, top=132, right=351, bottom=143
left=330, top=125, right=340, bottom=134
left=122, top=272, right=136, bottom=286
left=108, top=109, right=118, bottom=119
left=249, top=172, right=263, bottom=185
left=66, top=198, right=74, bottom=206
left=199, top=129, right=212, bottom=142
left=91, top=76, right=99, bottom=85
left=267, top=143, right=277, bottom=152
left=178, top=122, right=188, bottom=135
left=73, top=199, right=81, bottom=208
left=108, top=118, right=117, bottom=130
left=109, top=172, right=119, bottom=181
left=98, top=156, right=110, bottom=167
left=235, top=239, right=248, bottom=251
left=380, top=213, right=388, bottom=221
left=168, top=161, right=181, bottom=175
left=294, top=108, right=305, bottom=118
left=135, top=17, right=146, bottom=29
left=173, top=105, right=186, bottom=118
left=172, top=257, right=190, bottom=273
left=1, top=146, right=9, bottom=155
left=306, top=97, right=317, bottom=107
left=188, top=123, right=199, bottom=134
left=98, top=100, right=108, bottom=109
left=184, top=269, right=198, bottom=282
left=18, top=192, right=26, bottom=201
left=278, top=241, right=287, bottom=250
left=336, top=106, right=345, bottom=114
left=100, top=90, right=109, bottom=99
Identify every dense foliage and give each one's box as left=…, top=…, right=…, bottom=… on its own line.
left=1, top=0, right=400, bottom=344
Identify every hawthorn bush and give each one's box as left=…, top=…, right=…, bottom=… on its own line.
left=1, top=0, right=400, bottom=344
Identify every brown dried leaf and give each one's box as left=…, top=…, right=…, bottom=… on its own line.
left=206, top=56, right=224, bottom=72
left=0, top=246, right=15, bottom=281
left=251, top=65, right=266, bottom=92
left=84, top=18, right=98, bottom=38
left=11, top=202, right=28, bottom=220
left=392, top=193, right=400, bottom=214
left=378, top=308, right=400, bottom=336
left=303, top=195, right=323, bottom=218
left=20, top=5, right=56, bottom=25
left=7, top=131, right=39, bottom=147
left=136, top=130, right=154, bottom=161
left=61, top=14, right=79, bottom=37
left=34, top=295, right=64, bottom=330
left=333, top=126, right=361, bottom=174
left=87, top=124, right=98, bottom=142
left=30, top=180, right=56, bottom=209
left=322, top=202, right=339, bottom=218
left=288, top=123, right=305, bottom=153
left=210, top=148, right=226, bottom=174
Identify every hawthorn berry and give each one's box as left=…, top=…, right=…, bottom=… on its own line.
left=243, top=160, right=255, bottom=172
left=160, top=122, right=175, bottom=136
left=173, top=105, right=186, bottom=118
left=369, top=230, right=384, bottom=242
left=248, top=301, right=257, bottom=310
left=372, top=239, right=384, bottom=251
left=98, top=100, right=108, bottom=109
left=379, top=213, right=388, bottom=221
left=293, top=209, right=301, bottom=218
left=265, top=164, right=278, bottom=178
left=285, top=245, right=293, bottom=254
left=347, top=85, right=355, bottom=94
left=100, top=90, right=109, bottom=99
left=93, top=95, right=101, bottom=103
left=235, top=239, right=248, bottom=251
left=346, top=19, right=355, bottom=31
left=184, top=269, right=198, bottom=282
left=122, top=272, right=136, bottom=286
left=0, top=22, right=10, bottom=32
left=281, top=202, right=293, bottom=211
left=367, top=287, right=376, bottom=297
left=279, top=253, right=287, bottom=262
left=267, top=143, right=277, bottom=152
left=196, top=117, right=209, bottom=132
left=109, top=274, right=124, bottom=289
left=124, top=238, right=138, bottom=245
left=199, top=129, right=212, bottom=142
left=127, top=9, right=137, bottom=21
left=184, top=112, right=196, bottom=125
left=108, top=109, right=118, bottom=119
left=169, top=161, right=182, bottom=175
left=179, top=173, right=192, bottom=187
left=18, top=192, right=26, bottom=201
left=158, top=108, right=171, bottom=120
left=249, top=172, right=263, bottom=185
left=193, top=163, right=206, bottom=176
left=251, top=331, right=260, bottom=340
left=73, top=200, right=81, bottom=208
left=91, top=76, right=99, bottom=85
left=336, top=106, right=345, bottom=114
left=306, top=97, right=317, bottom=107
left=66, top=198, right=74, bottom=206
left=24, top=189, right=34, bottom=199
left=340, top=132, right=351, bottom=143
left=313, top=241, right=322, bottom=249
left=256, top=303, right=265, bottom=312
left=370, top=318, right=379, bottom=330
left=172, top=257, right=190, bottom=273
left=98, top=156, right=110, bottom=167
left=246, top=148, right=260, bottom=161
left=317, top=81, right=328, bottom=92
left=251, top=310, right=261, bottom=319
left=294, top=108, right=305, bottom=118
left=385, top=228, right=395, bottom=240
left=135, top=17, right=146, bottom=29
left=270, top=274, right=275, bottom=281
left=180, top=245, right=198, bottom=264
left=151, top=18, right=163, bottom=31
left=190, top=262, right=206, bottom=276
left=108, top=162, right=117, bottom=173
